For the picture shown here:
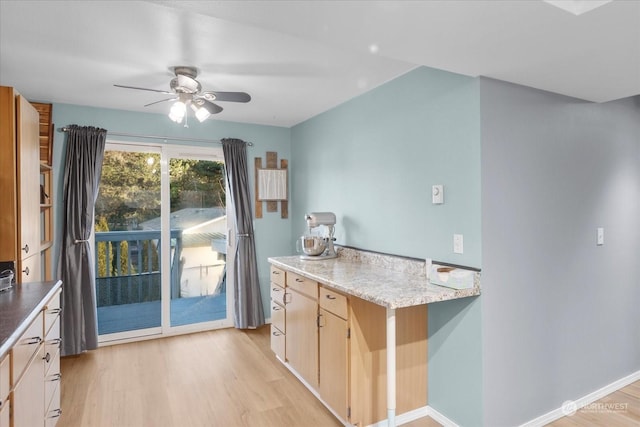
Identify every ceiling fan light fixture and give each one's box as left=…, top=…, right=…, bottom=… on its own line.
left=195, top=106, right=211, bottom=122
left=168, top=101, right=187, bottom=123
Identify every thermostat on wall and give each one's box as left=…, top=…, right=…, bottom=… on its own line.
left=432, top=185, right=444, bottom=204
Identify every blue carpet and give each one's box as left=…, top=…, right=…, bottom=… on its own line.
left=97, top=293, right=227, bottom=335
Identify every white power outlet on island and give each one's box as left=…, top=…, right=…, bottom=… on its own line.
left=453, top=234, right=464, bottom=254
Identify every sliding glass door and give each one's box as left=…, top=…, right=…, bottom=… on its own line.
left=94, top=142, right=233, bottom=343
left=167, top=154, right=230, bottom=327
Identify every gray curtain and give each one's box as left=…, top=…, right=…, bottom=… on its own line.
left=222, top=138, right=265, bottom=329
left=60, top=125, right=107, bottom=356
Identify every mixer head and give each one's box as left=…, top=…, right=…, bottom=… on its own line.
left=305, top=212, right=336, bottom=227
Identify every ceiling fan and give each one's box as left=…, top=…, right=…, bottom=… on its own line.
left=114, top=66, right=251, bottom=123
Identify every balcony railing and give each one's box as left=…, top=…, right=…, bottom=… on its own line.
left=95, top=230, right=183, bottom=307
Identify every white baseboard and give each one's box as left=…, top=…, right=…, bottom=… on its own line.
left=367, top=406, right=429, bottom=427
left=521, top=369, right=640, bottom=427
left=427, top=406, right=460, bottom=427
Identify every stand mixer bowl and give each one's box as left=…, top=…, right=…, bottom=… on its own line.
left=299, top=236, right=326, bottom=256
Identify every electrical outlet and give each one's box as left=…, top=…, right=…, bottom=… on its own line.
left=453, top=234, right=464, bottom=254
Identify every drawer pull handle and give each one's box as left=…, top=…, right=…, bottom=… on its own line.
left=272, top=305, right=281, bottom=311
left=26, top=336, right=42, bottom=345
left=53, top=337, right=63, bottom=345
left=272, top=287, right=281, bottom=292
left=22, top=266, right=30, bottom=275
left=272, top=331, right=283, bottom=337
left=43, top=352, right=51, bottom=363
left=272, top=271, right=280, bottom=275
left=49, top=409, right=62, bottom=418
left=49, top=308, right=62, bottom=315
left=22, top=244, right=29, bottom=254
left=52, top=373, right=62, bottom=382
left=325, top=295, right=337, bottom=300
left=283, top=292, right=292, bottom=304
left=295, top=278, right=303, bottom=282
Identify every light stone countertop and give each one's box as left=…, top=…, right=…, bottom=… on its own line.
left=268, top=248, right=480, bottom=309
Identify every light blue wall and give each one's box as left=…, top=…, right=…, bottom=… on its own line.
left=480, top=80, right=640, bottom=426
left=51, top=104, right=292, bottom=315
left=291, top=66, right=483, bottom=425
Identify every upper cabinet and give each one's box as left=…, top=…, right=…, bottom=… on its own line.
left=0, top=86, right=52, bottom=282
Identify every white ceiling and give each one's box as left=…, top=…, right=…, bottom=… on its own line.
left=1, top=0, right=638, bottom=128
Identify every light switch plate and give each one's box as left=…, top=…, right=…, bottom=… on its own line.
left=597, top=227, right=604, bottom=246
left=453, top=234, right=464, bottom=254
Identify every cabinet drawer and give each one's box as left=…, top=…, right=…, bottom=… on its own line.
left=45, top=379, right=61, bottom=427
left=270, top=266, right=285, bottom=287
left=271, top=302, right=285, bottom=333
left=319, top=287, right=348, bottom=320
left=0, top=355, right=9, bottom=404
left=287, top=272, right=318, bottom=299
left=44, top=290, right=62, bottom=336
left=45, top=352, right=61, bottom=415
left=44, top=316, right=61, bottom=376
left=270, top=283, right=286, bottom=306
left=270, top=325, right=285, bottom=361
left=12, top=311, right=43, bottom=384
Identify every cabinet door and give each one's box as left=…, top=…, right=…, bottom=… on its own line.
left=0, top=403, right=8, bottom=427
left=319, top=308, right=349, bottom=421
left=16, top=95, right=40, bottom=263
left=12, top=345, right=45, bottom=427
left=285, top=288, right=318, bottom=389
left=19, top=252, right=41, bottom=284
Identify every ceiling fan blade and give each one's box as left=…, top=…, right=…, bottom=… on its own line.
left=202, top=91, right=251, bottom=103
left=114, top=84, right=173, bottom=95
left=202, top=99, right=223, bottom=114
left=144, top=97, right=178, bottom=107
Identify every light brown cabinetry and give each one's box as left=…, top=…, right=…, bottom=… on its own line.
left=31, top=102, right=54, bottom=281
left=269, top=265, right=428, bottom=426
left=11, top=311, right=44, bottom=427
left=285, top=272, right=319, bottom=389
left=319, top=289, right=349, bottom=420
left=43, top=295, right=63, bottom=425
left=8, top=288, right=62, bottom=427
left=0, top=355, right=9, bottom=427
left=269, top=266, right=286, bottom=361
left=0, top=86, right=45, bottom=283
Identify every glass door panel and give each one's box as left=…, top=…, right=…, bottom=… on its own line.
left=94, top=148, right=162, bottom=338
left=168, top=157, right=228, bottom=327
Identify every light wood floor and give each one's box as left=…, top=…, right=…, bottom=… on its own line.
left=59, top=326, right=440, bottom=427
left=547, top=381, right=640, bottom=427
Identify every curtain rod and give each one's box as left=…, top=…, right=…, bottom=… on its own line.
left=58, top=127, right=253, bottom=146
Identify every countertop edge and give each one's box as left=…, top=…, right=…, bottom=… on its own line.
left=268, top=257, right=480, bottom=309
left=0, top=280, right=62, bottom=359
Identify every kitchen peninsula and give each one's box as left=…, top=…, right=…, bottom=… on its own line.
left=268, top=247, right=480, bottom=427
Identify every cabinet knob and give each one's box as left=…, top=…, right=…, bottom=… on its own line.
left=22, top=266, right=30, bottom=276
left=43, top=352, right=51, bottom=363
left=22, top=244, right=29, bottom=254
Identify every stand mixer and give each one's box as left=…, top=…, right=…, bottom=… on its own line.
left=298, top=212, right=338, bottom=261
